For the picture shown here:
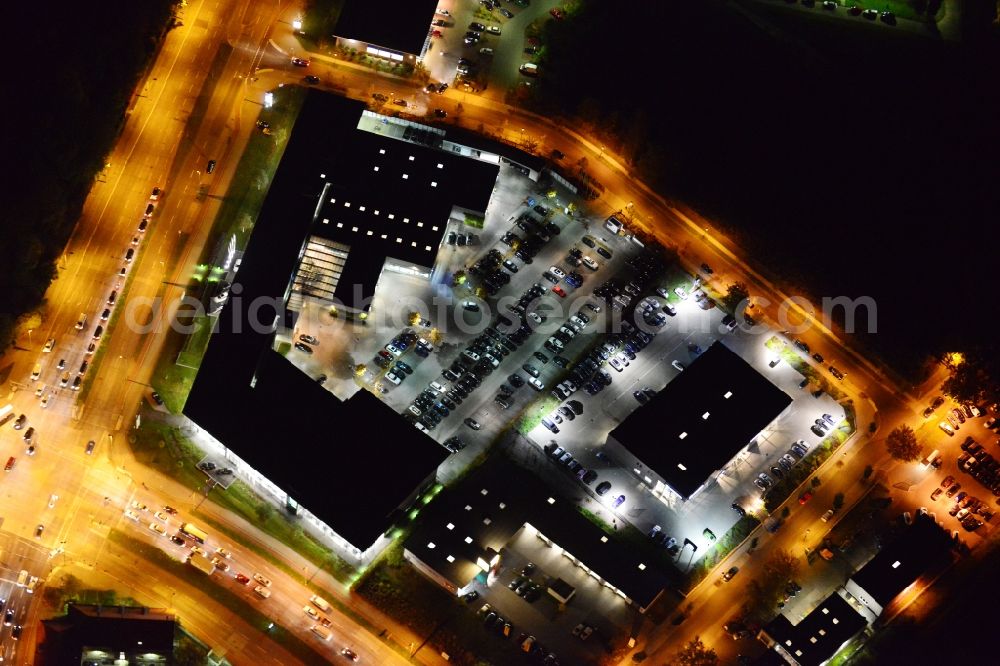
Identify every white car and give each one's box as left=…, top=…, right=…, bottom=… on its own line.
left=48, top=494, right=59, bottom=508
left=191, top=545, right=206, bottom=557
left=253, top=573, right=272, bottom=587
left=549, top=266, right=566, bottom=278
left=131, top=500, right=148, bottom=512
left=253, top=585, right=271, bottom=599
left=384, top=371, right=402, bottom=386
left=479, top=47, right=494, bottom=55
left=303, top=605, right=320, bottom=620
left=148, top=522, right=167, bottom=536
left=528, top=377, right=545, bottom=391
left=215, top=547, right=232, bottom=559
left=43, top=338, right=55, bottom=352
left=671, top=360, right=685, bottom=372
left=486, top=25, right=501, bottom=35
left=528, top=312, right=542, bottom=324
left=609, top=358, right=624, bottom=372
left=153, top=511, right=169, bottom=522
left=40, top=394, right=51, bottom=409
left=674, top=286, right=689, bottom=300
left=582, top=256, right=599, bottom=270
left=570, top=315, right=588, bottom=328
left=820, top=509, right=834, bottom=523
left=123, top=510, right=141, bottom=522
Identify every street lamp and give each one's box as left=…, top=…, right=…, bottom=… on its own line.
left=264, top=92, right=274, bottom=108
left=292, top=18, right=303, bottom=32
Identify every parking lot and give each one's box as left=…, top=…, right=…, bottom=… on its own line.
left=519, top=292, right=851, bottom=567
left=464, top=527, right=634, bottom=665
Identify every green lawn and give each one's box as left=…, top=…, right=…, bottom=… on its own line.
left=516, top=394, right=558, bottom=434
left=148, top=88, right=306, bottom=414
left=130, top=415, right=355, bottom=582
left=683, top=515, right=761, bottom=590
left=829, top=0, right=940, bottom=22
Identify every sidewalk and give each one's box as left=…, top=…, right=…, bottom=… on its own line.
left=126, top=420, right=447, bottom=666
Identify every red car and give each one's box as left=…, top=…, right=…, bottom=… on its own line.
left=432, top=30, right=443, bottom=38
left=798, top=491, right=813, bottom=505
left=552, top=286, right=567, bottom=298
left=291, top=57, right=310, bottom=67
left=550, top=8, right=564, bottom=19
left=235, top=573, right=251, bottom=585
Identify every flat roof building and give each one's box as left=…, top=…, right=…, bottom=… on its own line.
left=844, top=515, right=953, bottom=621
left=185, top=91, right=477, bottom=563
left=39, top=604, right=175, bottom=666
left=303, top=102, right=498, bottom=314
left=760, top=592, right=867, bottom=666
left=607, top=341, right=792, bottom=501
left=333, top=0, right=440, bottom=63
left=404, top=456, right=675, bottom=612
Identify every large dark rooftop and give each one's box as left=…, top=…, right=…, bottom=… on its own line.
left=406, top=456, right=675, bottom=610
left=850, top=515, right=953, bottom=607
left=333, top=0, right=439, bottom=56
left=40, top=604, right=175, bottom=666
left=763, top=592, right=867, bottom=666
left=185, top=89, right=448, bottom=550
left=309, top=97, right=498, bottom=309
left=609, top=341, right=792, bottom=498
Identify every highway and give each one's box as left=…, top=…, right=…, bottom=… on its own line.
left=0, top=1, right=971, bottom=664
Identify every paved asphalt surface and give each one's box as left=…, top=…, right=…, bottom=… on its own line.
left=0, top=0, right=981, bottom=663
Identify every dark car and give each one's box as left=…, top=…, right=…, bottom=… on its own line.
left=303, top=75, right=320, bottom=84
left=465, top=418, right=482, bottom=430
left=170, top=534, right=186, bottom=546
left=595, top=481, right=612, bottom=496
left=85, top=440, right=96, bottom=455
left=291, top=57, right=310, bottom=67
left=294, top=342, right=313, bottom=354
left=206, top=159, right=216, bottom=173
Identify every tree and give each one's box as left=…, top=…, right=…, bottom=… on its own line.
left=833, top=492, right=845, bottom=510
left=885, top=425, right=921, bottom=462
left=941, top=346, right=999, bottom=407
left=863, top=464, right=874, bottom=480
left=672, top=636, right=718, bottom=666
left=255, top=502, right=274, bottom=523
left=721, top=282, right=750, bottom=313
left=743, top=548, right=800, bottom=619
left=407, top=311, right=421, bottom=326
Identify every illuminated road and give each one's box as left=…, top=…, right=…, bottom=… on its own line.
left=0, top=3, right=963, bottom=665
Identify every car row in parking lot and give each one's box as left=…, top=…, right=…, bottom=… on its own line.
left=957, top=437, right=1000, bottom=500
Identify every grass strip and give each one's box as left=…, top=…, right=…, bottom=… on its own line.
left=682, top=515, right=761, bottom=591
left=131, top=415, right=354, bottom=581
left=188, top=511, right=396, bottom=652
left=515, top=393, right=559, bottom=434
left=107, top=529, right=328, bottom=665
